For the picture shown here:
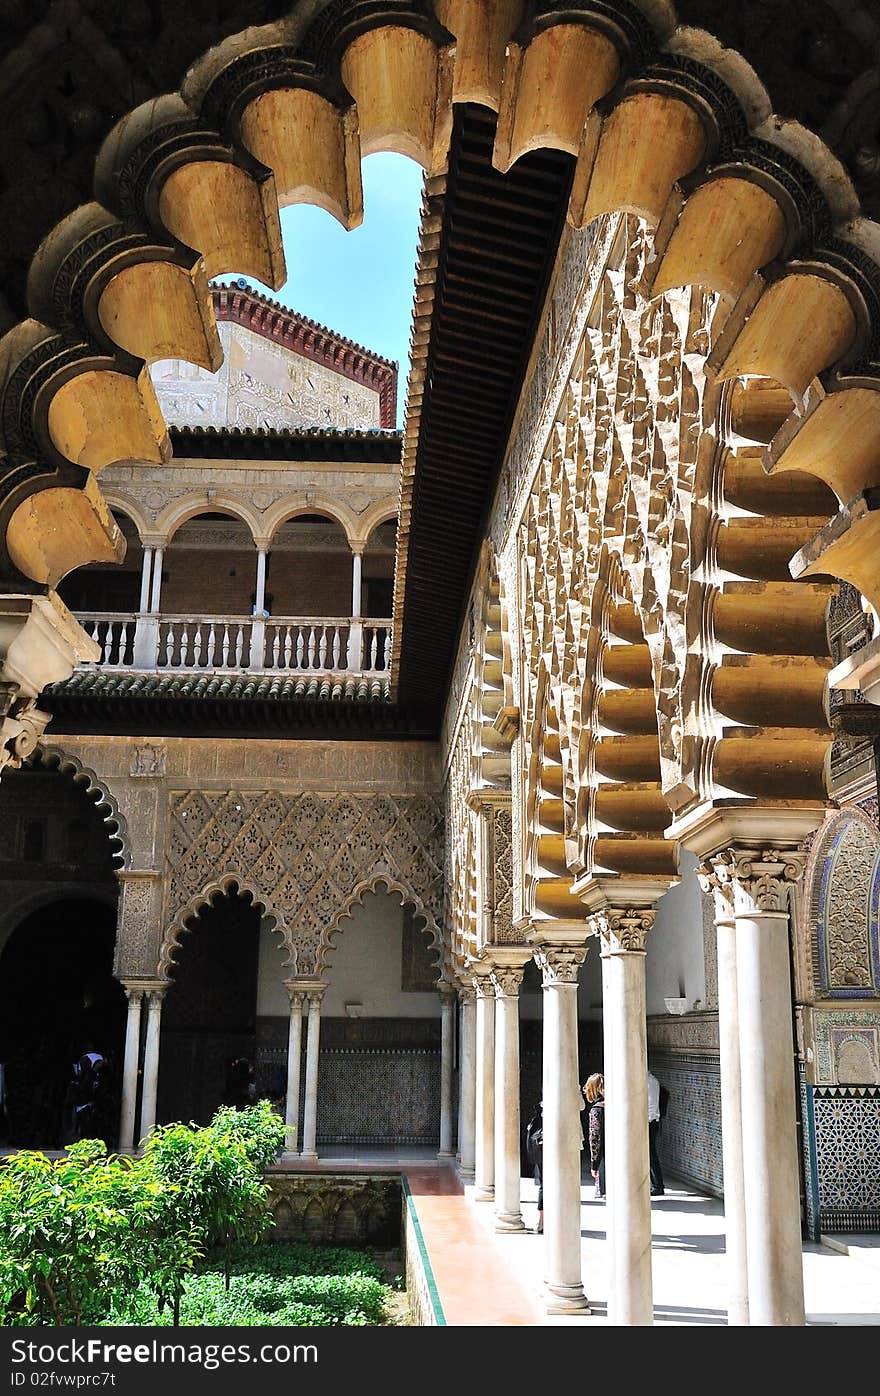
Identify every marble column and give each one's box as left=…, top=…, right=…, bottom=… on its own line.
left=118, top=986, right=144, bottom=1151
left=253, top=548, right=268, bottom=615
left=138, top=548, right=153, bottom=613
left=138, top=987, right=166, bottom=1142
left=491, top=960, right=527, bottom=1232
left=300, top=986, right=325, bottom=1161
left=351, top=548, right=363, bottom=618
left=597, top=908, right=654, bottom=1327
left=722, top=848, right=806, bottom=1326
left=535, top=943, right=590, bottom=1313
left=438, top=984, right=456, bottom=1158
left=699, top=859, right=749, bottom=1325
left=282, top=986, right=305, bottom=1159
left=473, top=974, right=496, bottom=1200
left=458, top=984, right=477, bottom=1182
left=148, top=547, right=164, bottom=614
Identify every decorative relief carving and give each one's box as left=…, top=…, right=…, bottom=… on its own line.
left=646, top=1012, right=720, bottom=1056
left=473, top=976, right=495, bottom=1000
left=490, top=966, right=525, bottom=997
left=592, top=907, right=655, bottom=955
left=115, top=874, right=161, bottom=979
left=492, top=805, right=515, bottom=944
left=703, top=847, right=806, bottom=916
left=130, top=743, right=166, bottom=778
left=163, top=791, right=444, bottom=978
left=534, top=945, right=586, bottom=987
left=806, top=809, right=880, bottom=998
left=810, top=1009, right=880, bottom=1085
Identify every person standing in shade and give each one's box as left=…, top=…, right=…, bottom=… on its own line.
left=647, top=1068, right=665, bottom=1196
left=584, top=1073, right=605, bottom=1199
left=525, top=1101, right=544, bottom=1233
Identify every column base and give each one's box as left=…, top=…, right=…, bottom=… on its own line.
left=299, top=1152, right=319, bottom=1163
left=494, top=1211, right=525, bottom=1233
left=458, top=1165, right=475, bottom=1183
left=545, top=1283, right=590, bottom=1315
left=280, top=1151, right=301, bottom=1164
left=474, top=1185, right=495, bottom=1202
left=436, top=1150, right=456, bottom=1161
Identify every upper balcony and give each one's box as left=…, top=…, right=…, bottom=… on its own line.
left=59, top=509, right=396, bottom=685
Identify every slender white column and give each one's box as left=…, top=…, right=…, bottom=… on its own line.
left=351, top=549, right=363, bottom=618
left=699, top=858, right=749, bottom=1325
left=253, top=548, right=268, bottom=615
left=138, top=549, right=153, bottom=613
left=138, top=988, right=166, bottom=1142
left=148, top=547, right=164, bottom=614
left=491, top=962, right=526, bottom=1232
left=597, top=908, right=654, bottom=1327
left=438, top=986, right=456, bottom=1158
left=474, top=975, right=496, bottom=1200
left=283, top=987, right=304, bottom=1158
left=536, top=944, right=590, bottom=1313
left=118, top=986, right=143, bottom=1151
left=727, top=848, right=806, bottom=1326
left=300, top=986, right=325, bottom=1160
left=458, top=985, right=477, bottom=1181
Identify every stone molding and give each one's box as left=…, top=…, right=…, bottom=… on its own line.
left=646, top=1011, right=720, bottom=1056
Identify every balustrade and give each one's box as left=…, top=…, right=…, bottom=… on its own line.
left=74, top=612, right=392, bottom=678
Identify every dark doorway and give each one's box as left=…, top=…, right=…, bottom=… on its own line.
left=158, top=888, right=261, bottom=1125
left=0, top=898, right=125, bottom=1149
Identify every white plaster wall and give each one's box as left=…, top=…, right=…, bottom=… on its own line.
left=645, top=851, right=707, bottom=1015
left=256, top=889, right=440, bottom=1018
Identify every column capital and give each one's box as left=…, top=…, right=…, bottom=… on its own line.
left=457, top=982, right=476, bottom=1005
left=490, top=964, right=525, bottom=997
left=283, top=978, right=315, bottom=1004
left=438, top=980, right=458, bottom=1002
left=120, top=981, right=147, bottom=1001
left=533, top=944, right=586, bottom=986
left=589, top=907, right=655, bottom=956
left=472, top=974, right=496, bottom=999
left=700, top=846, right=807, bottom=917
left=305, top=983, right=327, bottom=1006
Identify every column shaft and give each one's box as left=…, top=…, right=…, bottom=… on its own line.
left=138, top=549, right=153, bottom=613
left=716, top=915, right=749, bottom=1324
left=474, top=981, right=495, bottom=1200
left=138, top=992, right=164, bottom=1142
left=351, top=550, right=363, bottom=618
left=458, top=990, right=477, bottom=1181
left=736, top=910, right=805, bottom=1325
left=493, top=972, right=525, bottom=1232
left=149, top=548, right=164, bottom=614
left=284, top=993, right=304, bottom=1157
left=118, top=989, right=143, bottom=1151
left=254, top=549, right=268, bottom=615
left=539, top=949, right=589, bottom=1313
left=603, top=945, right=653, bottom=1325
left=438, top=990, right=456, bottom=1157
left=300, top=992, right=323, bottom=1160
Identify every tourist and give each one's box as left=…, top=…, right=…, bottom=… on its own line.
left=525, top=1101, right=544, bottom=1232
left=584, top=1073, right=605, bottom=1199
left=647, top=1069, right=666, bottom=1196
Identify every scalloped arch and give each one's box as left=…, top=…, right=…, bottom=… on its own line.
left=158, top=873, right=286, bottom=980
left=316, top=872, right=446, bottom=980
left=31, top=744, right=131, bottom=869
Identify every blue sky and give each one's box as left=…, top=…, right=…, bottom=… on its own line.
left=220, top=153, right=424, bottom=429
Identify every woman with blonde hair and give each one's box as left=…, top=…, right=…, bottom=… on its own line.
left=583, top=1072, right=606, bottom=1199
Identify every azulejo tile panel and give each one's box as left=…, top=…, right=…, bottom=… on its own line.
left=649, top=1053, right=722, bottom=1197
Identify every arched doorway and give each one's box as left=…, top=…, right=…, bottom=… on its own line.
left=158, top=885, right=262, bottom=1126
left=0, top=897, right=124, bottom=1149
left=0, top=760, right=124, bottom=1149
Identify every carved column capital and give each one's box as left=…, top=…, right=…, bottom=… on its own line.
left=702, top=846, right=807, bottom=917
left=590, top=907, right=655, bottom=956
left=305, top=983, right=327, bottom=1007
left=457, top=981, right=476, bottom=1006
left=473, top=974, right=496, bottom=999
left=490, top=965, right=525, bottom=997
left=534, top=945, right=586, bottom=986
left=0, top=690, right=51, bottom=776
left=120, top=982, right=146, bottom=1003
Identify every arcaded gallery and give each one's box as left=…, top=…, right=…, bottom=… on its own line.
left=0, top=0, right=879, bottom=1327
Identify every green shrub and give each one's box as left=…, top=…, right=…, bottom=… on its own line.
left=0, top=1142, right=195, bottom=1327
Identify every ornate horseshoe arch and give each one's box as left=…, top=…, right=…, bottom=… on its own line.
left=316, top=871, right=446, bottom=981
left=158, top=873, right=283, bottom=981
left=29, top=744, right=130, bottom=869
left=1, top=1, right=879, bottom=873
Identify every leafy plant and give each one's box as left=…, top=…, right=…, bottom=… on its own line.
left=0, top=1141, right=193, bottom=1327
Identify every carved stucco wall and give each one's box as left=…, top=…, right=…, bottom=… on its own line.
left=162, top=789, right=445, bottom=978
left=807, top=808, right=880, bottom=999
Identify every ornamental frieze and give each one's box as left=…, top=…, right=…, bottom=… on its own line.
left=162, top=789, right=444, bottom=978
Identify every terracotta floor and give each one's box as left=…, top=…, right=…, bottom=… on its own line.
left=274, top=1152, right=880, bottom=1327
